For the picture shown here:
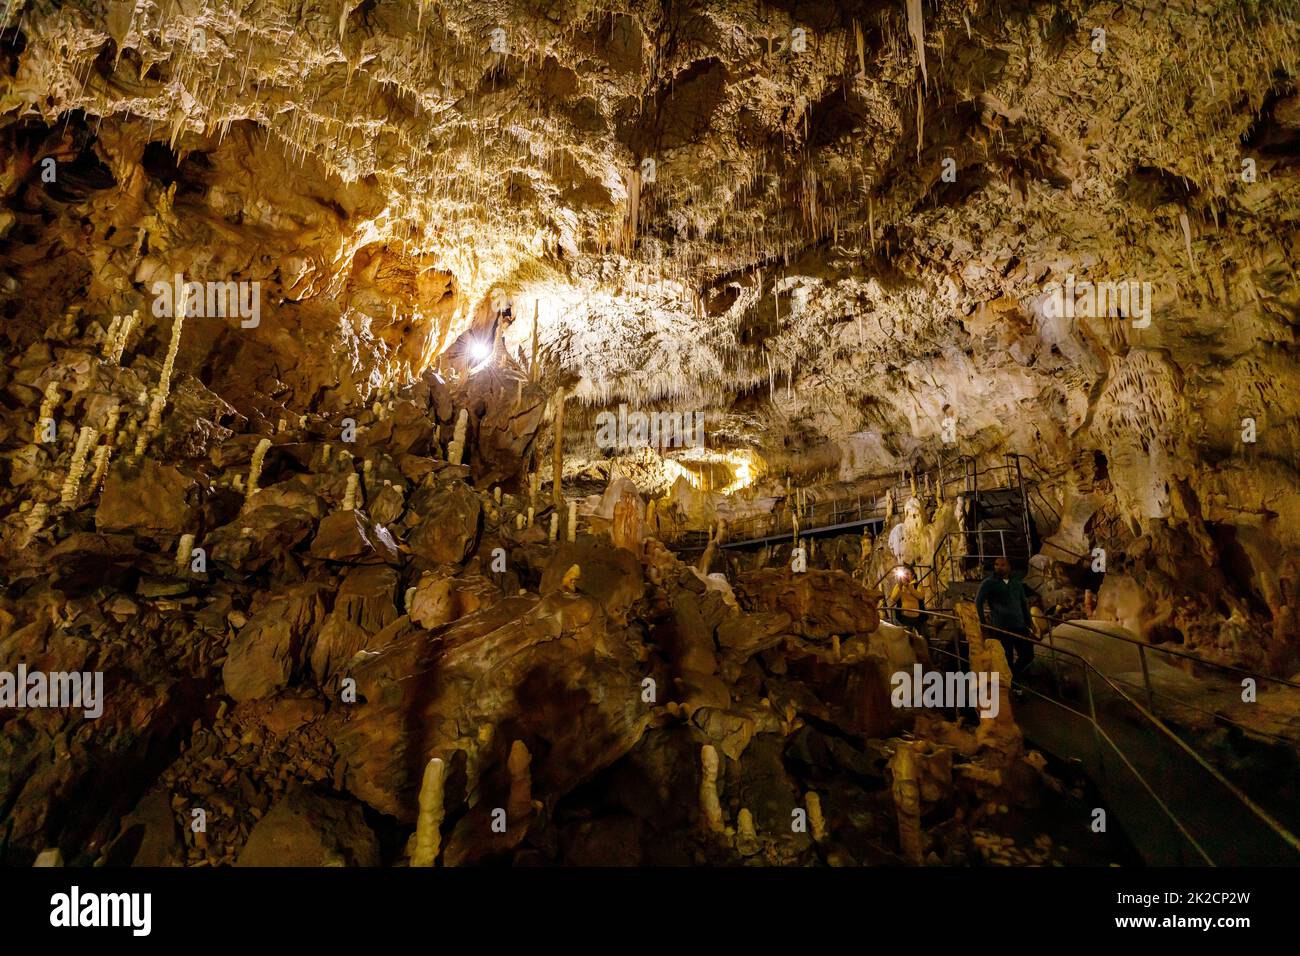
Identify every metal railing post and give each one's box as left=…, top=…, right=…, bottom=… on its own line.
left=1085, top=668, right=1105, bottom=784
left=1047, top=623, right=1063, bottom=697
left=1014, top=454, right=1033, bottom=560
left=1138, top=643, right=1154, bottom=710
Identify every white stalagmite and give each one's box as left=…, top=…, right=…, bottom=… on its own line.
left=527, top=505, right=534, bottom=528
left=87, top=402, right=123, bottom=491
left=103, top=310, right=137, bottom=365
left=567, top=500, right=577, bottom=542
left=60, top=426, right=98, bottom=506
left=34, top=383, right=59, bottom=443
left=101, top=401, right=123, bottom=443
left=87, top=445, right=112, bottom=495
left=806, top=791, right=828, bottom=842
left=410, top=757, right=447, bottom=867
left=102, top=314, right=122, bottom=359
left=549, top=512, right=558, bottom=542
left=136, top=311, right=186, bottom=455
left=342, top=472, right=359, bottom=511
left=449, top=408, right=469, bottom=465
left=699, top=745, right=726, bottom=834
left=246, top=438, right=272, bottom=499
left=176, top=533, right=195, bottom=572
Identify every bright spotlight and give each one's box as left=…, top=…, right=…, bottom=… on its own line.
left=469, top=339, right=492, bottom=362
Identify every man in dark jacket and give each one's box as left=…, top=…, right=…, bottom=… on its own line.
left=975, top=556, right=1036, bottom=677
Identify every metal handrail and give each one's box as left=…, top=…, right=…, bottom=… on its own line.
left=1098, top=670, right=1300, bottom=749
left=920, top=627, right=1216, bottom=864
left=1033, top=610, right=1300, bottom=692
left=902, top=606, right=1300, bottom=861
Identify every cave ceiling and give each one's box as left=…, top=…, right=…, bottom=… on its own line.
left=2, top=0, right=1299, bottom=490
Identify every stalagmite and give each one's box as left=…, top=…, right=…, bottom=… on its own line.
left=448, top=408, right=469, bottom=465
left=245, top=438, right=272, bottom=500
left=699, top=744, right=726, bottom=834
left=890, top=741, right=924, bottom=864
left=102, top=309, right=137, bottom=365
left=548, top=512, right=558, bottom=542
left=342, top=473, right=359, bottom=511
left=60, top=426, right=98, bottom=506
left=736, top=809, right=760, bottom=855
left=87, top=444, right=112, bottom=495
left=806, top=791, right=828, bottom=842
left=566, top=500, right=576, bottom=542
left=696, top=743, right=728, bottom=832
left=410, top=757, right=447, bottom=867
left=506, top=740, right=532, bottom=826
left=136, top=311, right=186, bottom=456
left=176, top=533, right=195, bottom=572
left=551, top=391, right=568, bottom=514
left=33, top=383, right=59, bottom=443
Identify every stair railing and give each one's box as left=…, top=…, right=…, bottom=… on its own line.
left=906, top=606, right=1300, bottom=863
